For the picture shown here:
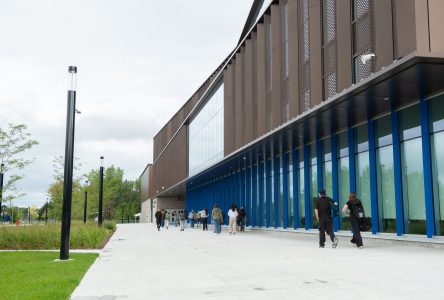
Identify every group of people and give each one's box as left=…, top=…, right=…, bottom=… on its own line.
left=154, top=208, right=210, bottom=232
left=315, top=189, right=365, bottom=249
left=154, top=189, right=365, bottom=249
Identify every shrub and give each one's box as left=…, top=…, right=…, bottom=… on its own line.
left=0, top=222, right=115, bottom=250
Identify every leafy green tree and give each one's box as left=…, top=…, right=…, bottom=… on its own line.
left=47, top=156, right=84, bottom=221
left=0, top=123, right=39, bottom=205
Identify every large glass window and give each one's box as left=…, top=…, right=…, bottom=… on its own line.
left=375, top=116, right=396, bottom=232
left=355, top=124, right=371, bottom=221
left=375, top=115, right=396, bottom=233
left=278, top=157, right=284, bottom=228
left=288, top=153, right=294, bottom=228
left=429, top=95, right=444, bottom=236
left=188, top=82, right=224, bottom=176
left=298, top=158, right=305, bottom=228
left=322, top=139, right=333, bottom=197
left=310, top=144, right=318, bottom=228
left=337, top=131, right=350, bottom=229
left=399, top=105, right=426, bottom=234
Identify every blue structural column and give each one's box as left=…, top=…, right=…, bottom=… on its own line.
left=304, top=144, right=311, bottom=229
left=258, top=160, right=265, bottom=228
left=292, top=148, right=299, bottom=229
left=252, top=163, right=257, bottom=227
left=273, top=154, right=280, bottom=228
left=348, top=127, right=357, bottom=193
left=282, top=151, right=289, bottom=229
left=368, top=119, right=379, bottom=234
left=316, top=139, right=323, bottom=194
left=246, top=165, right=251, bottom=226
left=241, top=169, right=246, bottom=221
left=265, top=159, right=272, bottom=228
left=391, top=108, right=404, bottom=236
left=331, top=134, right=340, bottom=231
left=420, top=97, right=435, bottom=238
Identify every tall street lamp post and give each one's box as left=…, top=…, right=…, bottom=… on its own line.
left=83, top=180, right=88, bottom=224
left=0, top=163, right=4, bottom=219
left=60, top=66, right=78, bottom=260
left=45, top=197, right=48, bottom=224
left=98, top=156, right=104, bottom=227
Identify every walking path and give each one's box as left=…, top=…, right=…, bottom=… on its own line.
left=71, top=223, right=444, bottom=300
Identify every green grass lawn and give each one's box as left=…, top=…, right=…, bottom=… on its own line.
left=0, top=251, right=98, bottom=300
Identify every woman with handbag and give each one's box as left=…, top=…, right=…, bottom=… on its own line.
left=342, top=192, right=364, bottom=249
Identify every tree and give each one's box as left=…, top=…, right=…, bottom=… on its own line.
left=0, top=123, right=39, bottom=205
left=47, top=155, right=84, bottom=221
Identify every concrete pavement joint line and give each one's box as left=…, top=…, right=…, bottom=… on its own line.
left=71, top=223, right=444, bottom=300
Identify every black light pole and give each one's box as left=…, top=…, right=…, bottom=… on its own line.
left=45, top=197, right=48, bottom=224
left=0, top=163, right=4, bottom=219
left=60, top=66, right=78, bottom=260
left=83, top=180, right=88, bottom=224
left=98, top=156, right=104, bottom=227
left=28, top=206, right=31, bottom=223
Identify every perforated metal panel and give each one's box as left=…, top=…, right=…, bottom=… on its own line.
left=352, top=0, right=374, bottom=83
left=299, top=0, right=311, bottom=112
left=322, top=0, right=337, bottom=99
left=281, top=0, right=289, bottom=122
left=266, top=19, right=273, bottom=93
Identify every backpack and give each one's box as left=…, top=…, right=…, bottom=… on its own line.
left=352, top=200, right=365, bottom=219
left=328, top=198, right=339, bottom=218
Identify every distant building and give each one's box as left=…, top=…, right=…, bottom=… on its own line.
left=141, top=0, right=444, bottom=239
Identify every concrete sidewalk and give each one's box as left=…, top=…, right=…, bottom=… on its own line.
left=71, top=223, right=444, bottom=300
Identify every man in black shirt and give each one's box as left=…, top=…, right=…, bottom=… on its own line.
left=155, top=209, right=162, bottom=231
left=315, top=189, right=338, bottom=248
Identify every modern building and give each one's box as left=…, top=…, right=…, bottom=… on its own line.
left=141, top=0, right=444, bottom=239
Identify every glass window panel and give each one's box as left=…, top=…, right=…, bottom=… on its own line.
left=310, top=143, right=317, bottom=165
left=401, top=137, right=426, bottom=234
left=375, top=115, right=392, bottom=147
left=355, top=123, right=369, bottom=152
left=188, top=82, right=224, bottom=176
left=356, top=151, right=371, bottom=219
left=311, top=164, right=318, bottom=228
left=288, top=167, right=294, bottom=228
left=338, top=131, right=349, bottom=157
left=323, top=161, right=333, bottom=198
left=323, top=138, right=332, bottom=162
left=338, top=156, right=351, bottom=230
left=399, top=104, right=421, bottom=141
left=431, top=131, right=444, bottom=236
left=279, top=169, right=284, bottom=228
left=377, top=145, right=396, bottom=233
left=299, top=168, right=305, bottom=228
left=429, top=94, right=444, bottom=133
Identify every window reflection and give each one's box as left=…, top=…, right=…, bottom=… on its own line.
left=188, top=82, right=224, bottom=176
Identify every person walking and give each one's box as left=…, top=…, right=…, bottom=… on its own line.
left=155, top=209, right=162, bottom=231
left=163, top=211, right=169, bottom=229
left=342, top=192, right=364, bottom=249
left=238, top=207, right=246, bottom=232
left=188, top=210, right=195, bottom=228
left=196, top=211, right=201, bottom=228
left=211, top=204, right=223, bottom=234
left=160, top=210, right=165, bottom=228
left=228, top=204, right=238, bottom=234
left=315, top=189, right=338, bottom=248
left=201, top=208, right=208, bottom=231
left=179, top=210, right=186, bottom=231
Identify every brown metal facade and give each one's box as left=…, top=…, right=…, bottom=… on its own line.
left=148, top=0, right=444, bottom=199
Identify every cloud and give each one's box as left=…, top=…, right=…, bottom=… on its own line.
left=0, top=0, right=253, bottom=208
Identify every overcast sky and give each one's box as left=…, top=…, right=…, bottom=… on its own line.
left=0, top=0, right=254, bottom=208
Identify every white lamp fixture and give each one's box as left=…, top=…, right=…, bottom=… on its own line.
left=68, top=66, right=77, bottom=91
left=360, top=53, right=376, bottom=65
left=100, top=156, right=104, bottom=168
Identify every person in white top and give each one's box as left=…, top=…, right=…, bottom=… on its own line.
left=200, top=208, right=209, bottom=231
left=227, top=204, right=238, bottom=234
